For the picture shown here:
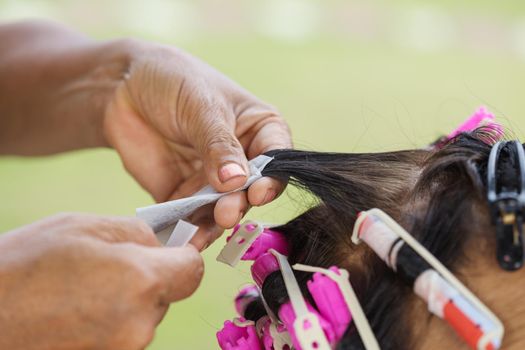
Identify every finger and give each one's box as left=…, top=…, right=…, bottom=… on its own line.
left=235, top=106, right=293, bottom=159
left=189, top=224, right=224, bottom=251
left=214, top=191, right=249, bottom=229
left=247, top=176, right=285, bottom=206
left=46, top=213, right=160, bottom=247
left=169, top=170, right=208, bottom=200
left=142, top=245, right=205, bottom=303
left=187, top=204, right=225, bottom=251
left=189, top=105, right=249, bottom=193
left=88, top=216, right=160, bottom=247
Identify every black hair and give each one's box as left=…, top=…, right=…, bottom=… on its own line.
left=240, top=127, right=515, bottom=349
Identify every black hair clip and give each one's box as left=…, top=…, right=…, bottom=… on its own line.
left=487, top=140, right=525, bottom=271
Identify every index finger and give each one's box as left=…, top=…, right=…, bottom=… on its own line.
left=137, top=245, right=205, bottom=304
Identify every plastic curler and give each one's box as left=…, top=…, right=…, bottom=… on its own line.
left=431, top=106, right=503, bottom=149
left=241, top=227, right=289, bottom=261
left=217, top=317, right=262, bottom=350
left=295, top=265, right=379, bottom=349
left=235, top=285, right=260, bottom=317
left=278, top=301, right=337, bottom=346
left=259, top=316, right=293, bottom=350
left=487, top=140, right=525, bottom=271
left=269, top=249, right=332, bottom=350
left=447, top=106, right=499, bottom=141
left=352, top=208, right=504, bottom=350
left=305, top=267, right=352, bottom=341
left=251, top=252, right=281, bottom=288
left=217, top=221, right=265, bottom=267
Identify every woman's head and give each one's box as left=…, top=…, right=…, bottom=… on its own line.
left=234, top=126, right=525, bottom=349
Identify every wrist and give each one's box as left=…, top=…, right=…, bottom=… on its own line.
left=84, top=38, right=139, bottom=148
left=0, top=24, right=145, bottom=154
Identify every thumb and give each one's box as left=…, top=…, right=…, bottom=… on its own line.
left=141, top=245, right=205, bottom=303
left=191, top=111, right=249, bottom=192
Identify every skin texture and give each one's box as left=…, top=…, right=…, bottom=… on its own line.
left=104, top=40, right=292, bottom=248
left=0, top=20, right=292, bottom=249
left=0, top=20, right=292, bottom=349
left=0, top=214, right=204, bottom=350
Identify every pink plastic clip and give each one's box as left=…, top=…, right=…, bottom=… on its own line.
left=278, top=302, right=337, bottom=349
left=259, top=317, right=292, bottom=350
left=446, top=106, right=498, bottom=140
left=235, top=285, right=260, bottom=317
left=227, top=223, right=259, bottom=242
left=240, top=227, right=289, bottom=261
left=251, top=252, right=280, bottom=288
left=218, top=221, right=265, bottom=267
left=307, top=267, right=353, bottom=341
left=217, top=318, right=262, bottom=350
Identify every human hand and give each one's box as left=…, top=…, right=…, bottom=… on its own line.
left=0, top=21, right=291, bottom=250
left=0, top=213, right=203, bottom=350
left=104, top=40, right=292, bottom=249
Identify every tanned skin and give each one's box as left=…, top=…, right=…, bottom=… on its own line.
left=0, top=20, right=291, bottom=349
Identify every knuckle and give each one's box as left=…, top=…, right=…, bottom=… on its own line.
left=117, top=217, right=158, bottom=245
left=205, top=131, right=238, bottom=153
left=262, top=110, right=289, bottom=130
left=134, top=220, right=158, bottom=245
left=47, top=212, right=80, bottom=224
left=187, top=248, right=205, bottom=284
left=129, top=217, right=154, bottom=235
left=43, top=212, right=95, bottom=232
left=201, top=126, right=241, bottom=158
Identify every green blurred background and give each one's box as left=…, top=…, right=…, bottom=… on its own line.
left=0, top=0, right=524, bottom=348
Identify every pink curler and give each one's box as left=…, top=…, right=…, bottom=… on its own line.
left=234, top=285, right=260, bottom=317
left=228, top=223, right=259, bottom=242
left=217, top=318, right=262, bottom=350
left=242, top=227, right=290, bottom=261
left=446, top=106, right=496, bottom=140
left=251, top=252, right=280, bottom=288
left=260, top=317, right=291, bottom=350
left=278, top=301, right=337, bottom=349
left=441, top=106, right=503, bottom=146
left=431, top=106, right=503, bottom=150
left=260, top=319, right=275, bottom=350
left=307, top=266, right=353, bottom=341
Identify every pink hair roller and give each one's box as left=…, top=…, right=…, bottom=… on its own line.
left=251, top=252, right=280, bottom=288
left=307, top=266, right=353, bottom=341
left=432, top=106, right=503, bottom=149
left=228, top=223, right=259, bottom=242
left=446, top=106, right=498, bottom=140
left=278, top=301, right=337, bottom=349
left=241, top=227, right=289, bottom=261
left=234, top=285, right=260, bottom=317
left=217, top=318, right=262, bottom=350
left=260, top=317, right=291, bottom=350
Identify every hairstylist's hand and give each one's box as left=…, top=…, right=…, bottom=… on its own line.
left=0, top=214, right=203, bottom=350
left=104, top=41, right=292, bottom=249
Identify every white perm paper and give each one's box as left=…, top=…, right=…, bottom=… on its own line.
left=164, top=220, right=199, bottom=247
left=136, top=155, right=274, bottom=234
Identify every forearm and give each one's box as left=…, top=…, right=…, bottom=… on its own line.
left=0, top=20, right=132, bottom=155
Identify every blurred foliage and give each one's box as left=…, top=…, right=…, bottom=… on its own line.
left=0, top=1, right=524, bottom=349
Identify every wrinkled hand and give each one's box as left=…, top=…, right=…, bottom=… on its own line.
left=104, top=41, right=292, bottom=249
left=0, top=214, right=203, bottom=350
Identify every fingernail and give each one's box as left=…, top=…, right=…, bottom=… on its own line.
left=219, top=163, right=246, bottom=183
left=237, top=211, right=245, bottom=223
left=262, top=189, right=277, bottom=205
